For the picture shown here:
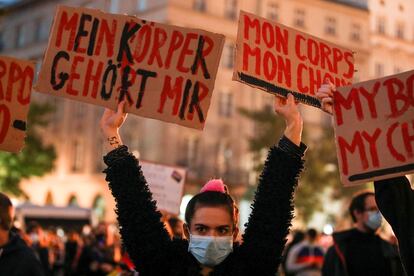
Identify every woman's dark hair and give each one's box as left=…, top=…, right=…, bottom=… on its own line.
left=349, top=191, right=375, bottom=222
left=0, top=192, right=13, bottom=231
left=185, top=191, right=239, bottom=229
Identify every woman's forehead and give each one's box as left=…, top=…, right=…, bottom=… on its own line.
left=191, top=206, right=233, bottom=225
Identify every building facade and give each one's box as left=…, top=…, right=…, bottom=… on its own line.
left=0, top=0, right=411, bottom=224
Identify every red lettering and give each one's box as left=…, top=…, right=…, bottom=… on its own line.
left=338, top=132, right=368, bottom=175
left=158, top=75, right=183, bottom=115
left=83, top=59, right=103, bottom=99
left=262, top=22, right=274, bottom=48
left=242, top=43, right=261, bottom=75
left=295, top=35, right=306, bottom=61
left=307, top=38, right=320, bottom=66
left=67, top=56, right=84, bottom=96
left=133, top=24, right=152, bottom=63
left=385, top=77, right=413, bottom=118
left=244, top=15, right=260, bottom=43
left=148, top=27, right=167, bottom=67
left=0, top=60, right=7, bottom=100
left=320, top=42, right=333, bottom=72
left=0, top=104, right=11, bottom=144
left=263, top=51, right=276, bottom=81
left=277, top=56, right=291, bottom=88
left=402, top=121, right=414, bottom=158
left=308, top=67, right=322, bottom=95
left=332, top=48, right=343, bottom=74
left=56, top=11, right=79, bottom=51
left=361, top=129, right=381, bottom=168
left=359, top=82, right=380, bottom=120
left=165, top=30, right=184, bottom=69
left=275, top=26, right=288, bottom=55
left=177, top=33, right=197, bottom=73
left=6, top=62, right=33, bottom=105
left=95, top=18, right=116, bottom=57
left=343, top=52, right=354, bottom=79
left=334, top=88, right=363, bottom=126
left=387, top=122, right=406, bottom=162
left=297, top=63, right=308, bottom=93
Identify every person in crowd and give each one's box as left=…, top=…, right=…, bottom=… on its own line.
left=64, top=230, right=83, bottom=275
left=286, top=228, right=324, bottom=276
left=321, top=191, right=403, bottom=276
left=27, top=221, right=52, bottom=275
left=168, top=216, right=184, bottom=239
left=0, top=193, right=45, bottom=276
left=281, top=230, right=306, bottom=276
left=100, top=93, right=306, bottom=275
left=317, top=81, right=413, bottom=276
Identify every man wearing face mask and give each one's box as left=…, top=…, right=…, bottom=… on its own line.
left=322, top=192, right=403, bottom=276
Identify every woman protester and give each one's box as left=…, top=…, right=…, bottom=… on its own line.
left=100, top=93, right=306, bottom=276
left=316, top=82, right=414, bottom=276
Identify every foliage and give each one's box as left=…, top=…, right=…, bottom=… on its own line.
left=0, top=102, right=56, bottom=195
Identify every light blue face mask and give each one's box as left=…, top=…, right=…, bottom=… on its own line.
left=365, top=210, right=383, bottom=231
left=188, top=234, right=233, bottom=267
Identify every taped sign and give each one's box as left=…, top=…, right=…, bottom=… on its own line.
left=35, top=5, right=225, bottom=129
left=334, top=70, right=414, bottom=186
left=233, top=10, right=354, bottom=108
left=0, top=56, right=34, bottom=152
left=140, top=161, right=186, bottom=215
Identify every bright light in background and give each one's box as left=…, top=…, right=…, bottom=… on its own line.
left=179, top=194, right=193, bottom=221
left=323, top=224, right=334, bottom=235
left=57, top=227, right=65, bottom=238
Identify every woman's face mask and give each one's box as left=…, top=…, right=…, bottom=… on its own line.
left=188, top=234, right=233, bottom=267
left=365, top=210, right=383, bottom=231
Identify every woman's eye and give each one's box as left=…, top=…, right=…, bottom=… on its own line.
left=219, top=228, right=229, bottom=234
left=196, top=227, right=206, bottom=232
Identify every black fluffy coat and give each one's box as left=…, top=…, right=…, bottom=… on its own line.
left=104, top=144, right=304, bottom=276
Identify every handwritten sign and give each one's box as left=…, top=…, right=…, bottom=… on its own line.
left=233, top=10, right=354, bottom=108
left=35, top=5, right=225, bottom=129
left=334, top=70, right=414, bottom=186
left=0, top=56, right=34, bottom=152
left=141, top=161, right=186, bottom=215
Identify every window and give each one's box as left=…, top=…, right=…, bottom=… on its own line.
left=16, top=24, right=26, bottom=48
left=375, top=63, right=384, bottom=77
left=179, top=136, right=199, bottom=167
left=218, top=91, right=233, bottom=117
left=225, top=0, right=237, bottom=20
left=193, top=0, right=206, bottom=12
left=72, top=141, right=84, bottom=172
left=350, top=23, right=361, bottom=42
left=223, top=43, right=234, bottom=69
left=266, top=2, right=278, bottom=21
left=325, top=17, right=336, bottom=36
left=137, top=0, right=147, bottom=11
left=294, top=9, right=305, bottom=28
left=93, top=195, right=106, bottom=221
left=35, top=17, right=50, bottom=42
left=68, top=195, right=79, bottom=207
left=216, top=139, right=232, bottom=175
left=396, top=22, right=404, bottom=39
left=0, top=31, right=4, bottom=51
left=377, top=17, right=386, bottom=34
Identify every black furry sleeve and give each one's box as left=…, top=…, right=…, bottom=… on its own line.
left=103, top=146, right=172, bottom=274
left=374, top=176, right=414, bottom=276
left=237, top=139, right=305, bottom=275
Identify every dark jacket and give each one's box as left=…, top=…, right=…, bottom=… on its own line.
left=0, top=232, right=45, bottom=276
left=375, top=176, right=414, bottom=276
left=103, top=138, right=305, bottom=276
left=322, top=228, right=403, bottom=276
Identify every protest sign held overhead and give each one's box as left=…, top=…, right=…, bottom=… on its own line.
left=35, top=5, right=225, bottom=129
left=233, top=10, right=354, bottom=108
left=140, top=160, right=186, bottom=215
left=334, top=70, right=414, bottom=186
left=0, top=56, right=34, bottom=152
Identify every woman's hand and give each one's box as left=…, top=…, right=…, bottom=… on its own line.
left=274, top=94, right=303, bottom=146
left=316, top=80, right=335, bottom=115
left=100, top=101, right=127, bottom=151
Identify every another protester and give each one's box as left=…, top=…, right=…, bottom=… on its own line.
left=0, top=193, right=45, bottom=276
left=100, top=94, right=306, bottom=275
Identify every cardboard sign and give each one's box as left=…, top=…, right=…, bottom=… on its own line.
left=141, top=161, right=186, bottom=215
left=35, top=6, right=225, bottom=129
left=233, top=11, right=354, bottom=108
left=0, top=56, right=34, bottom=152
left=334, top=70, right=414, bottom=186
